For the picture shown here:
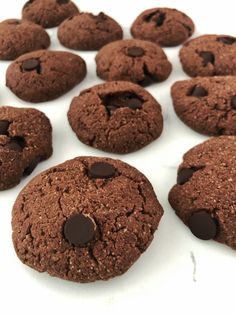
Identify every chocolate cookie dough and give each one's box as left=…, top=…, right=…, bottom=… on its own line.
left=0, top=106, right=52, bottom=190
left=0, top=19, right=50, bottom=60
left=95, top=39, right=172, bottom=86
left=131, top=8, right=194, bottom=47
left=169, top=136, right=236, bottom=249
left=22, top=0, right=79, bottom=28
left=171, top=76, right=236, bottom=136
left=6, top=50, right=86, bottom=103
left=68, top=81, right=163, bottom=153
left=12, top=156, right=163, bottom=282
left=58, top=12, right=123, bottom=51
left=180, top=35, right=236, bottom=77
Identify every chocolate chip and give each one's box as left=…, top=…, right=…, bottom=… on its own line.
left=24, top=156, right=41, bottom=176
left=64, top=213, right=96, bottom=246
left=22, top=59, right=41, bottom=73
left=127, top=47, right=145, bottom=57
left=231, top=95, right=236, bottom=110
left=217, top=36, right=235, bottom=45
left=88, top=162, right=116, bottom=179
left=177, top=167, right=200, bottom=185
left=127, top=98, right=143, bottom=109
left=5, top=137, right=25, bottom=152
left=198, top=51, right=215, bottom=66
left=156, top=12, right=166, bottom=26
left=188, top=211, right=217, bottom=240
left=139, top=63, right=156, bottom=87
left=0, top=120, right=10, bottom=135
left=144, top=10, right=159, bottom=22
left=188, top=86, right=208, bottom=97
left=57, top=0, right=69, bottom=4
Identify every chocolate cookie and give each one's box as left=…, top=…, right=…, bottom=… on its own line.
left=0, top=19, right=50, bottom=60
left=171, top=76, right=236, bottom=136
left=6, top=50, right=86, bottom=103
left=180, top=35, right=236, bottom=77
left=22, top=0, right=79, bottom=28
left=131, top=8, right=194, bottom=47
left=95, top=39, right=172, bottom=86
left=0, top=106, right=52, bottom=190
left=68, top=81, right=163, bottom=153
left=58, top=12, right=123, bottom=51
left=169, top=136, right=236, bottom=249
left=12, top=156, right=163, bottom=282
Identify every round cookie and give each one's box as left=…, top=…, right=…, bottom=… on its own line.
left=0, top=106, right=52, bottom=190
left=95, top=39, right=172, bottom=86
left=58, top=12, right=123, bottom=51
left=22, top=0, right=79, bottom=28
left=12, top=156, right=163, bottom=282
left=68, top=81, right=163, bottom=153
left=179, top=35, right=236, bottom=77
left=171, top=76, right=236, bottom=136
left=6, top=50, right=86, bottom=103
left=169, top=136, right=236, bottom=249
left=131, top=8, right=194, bottom=47
left=0, top=19, right=50, bottom=60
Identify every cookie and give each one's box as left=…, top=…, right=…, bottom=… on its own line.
left=22, top=0, right=79, bottom=28
left=0, top=19, right=50, bottom=60
left=131, top=8, right=194, bottom=47
left=68, top=81, right=163, bottom=153
left=95, top=39, right=172, bottom=86
left=169, top=136, right=236, bottom=249
left=58, top=12, right=123, bottom=51
left=179, top=35, right=236, bottom=77
left=12, top=156, right=163, bottom=282
left=0, top=106, right=52, bottom=190
left=6, top=50, right=86, bottom=103
left=171, top=76, right=236, bottom=136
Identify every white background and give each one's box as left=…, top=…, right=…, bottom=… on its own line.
left=1, top=1, right=236, bottom=313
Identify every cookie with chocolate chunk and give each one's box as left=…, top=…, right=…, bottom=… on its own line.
left=12, top=156, right=163, bottom=282
left=68, top=81, right=163, bottom=153
left=180, top=35, right=236, bottom=77
left=131, top=8, right=194, bottom=47
left=171, top=76, right=236, bottom=136
left=58, top=12, right=123, bottom=51
left=0, top=106, right=52, bottom=190
left=95, top=39, right=172, bottom=86
left=169, top=136, right=236, bottom=249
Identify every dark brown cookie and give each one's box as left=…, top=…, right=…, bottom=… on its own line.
left=95, top=39, right=172, bottom=86
left=12, top=156, right=163, bottom=282
left=22, top=0, right=79, bottom=28
left=58, top=12, right=123, bottom=51
left=0, top=106, right=52, bottom=190
left=131, top=8, right=194, bottom=47
left=0, top=19, right=50, bottom=60
left=180, top=35, right=236, bottom=77
left=169, top=136, right=236, bottom=249
left=68, top=81, right=163, bottom=153
left=6, top=50, right=86, bottom=103
left=171, top=76, right=236, bottom=136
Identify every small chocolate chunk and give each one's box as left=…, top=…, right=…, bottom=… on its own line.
left=24, top=156, right=41, bottom=176
left=5, top=137, right=25, bottom=152
left=177, top=167, right=201, bottom=185
left=22, top=59, right=41, bottom=73
left=188, top=211, right=217, bottom=240
left=127, top=46, right=145, bottom=57
left=88, top=162, right=116, bottom=179
left=198, top=51, right=215, bottom=66
left=0, top=120, right=10, bottom=135
left=217, top=36, right=235, bottom=45
left=188, top=86, right=208, bottom=97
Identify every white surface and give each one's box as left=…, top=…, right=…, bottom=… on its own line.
left=1, top=1, right=236, bottom=313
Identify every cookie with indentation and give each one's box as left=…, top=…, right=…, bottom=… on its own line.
left=0, top=19, right=50, bottom=60
left=180, top=35, right=236, bottom=77
left=58, top=12, right=123, bottom=51
left=171, top=76, right=236, bottom=136
left=0, top=106, right=52, bottom=190
left=6, top=50, right=86, bottom=103
left=169, top=136, right=236, bottom=249
left=22, top=0, right=79, bottom=28
left=131, top=8, right=194, bottom=47
left=68, top=81, right=163, bottom=153
left=12, top=156, right=163, bottom=282
left=95, top=39, right=172, bottom=86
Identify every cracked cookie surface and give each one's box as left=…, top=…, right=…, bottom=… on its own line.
left=58, top=12, right=123, bottom=51
left=68, top=81, right=163, bottom=153
left=169, top=136, right=236, bottom=249
left=131, top=8, right=194, bottom=47
left=12, top=156, right=163, bottom=282
left=0, top=106, right=52, bottom=190
left=171, top=76, right=236, bottom=136
left=180, top=35, right=236, bottom=77
left=95, top=39, right=172, bottom=86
